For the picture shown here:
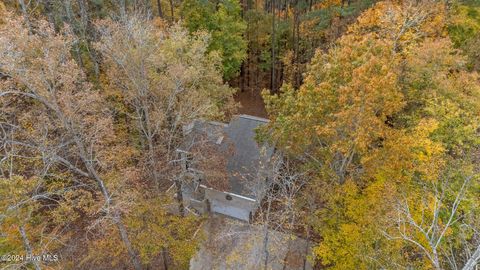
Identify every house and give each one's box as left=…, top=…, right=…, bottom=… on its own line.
left=178, top=114, right=275, bottom=222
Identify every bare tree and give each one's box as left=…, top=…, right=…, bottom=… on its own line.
left=0, top=14, right=142, bottom=270
left=95, top=15, right=236, bottom=194
left=462, top=244, right=480, bottom=270
left=384, top=175, right=476, bottom=270
left=250, top=155, right=309, bottom=270
left=19, top=225, right=42, bottom=270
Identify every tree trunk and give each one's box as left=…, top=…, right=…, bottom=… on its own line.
left=293, top=0, right=300, bottom=88
left=162, top=247, right=169, bottom=270
left=246, top=49, right=251, bottom=91
left=157, top=0, right=164, bottom=18
left=68, top=126, right=143, bottom=270
left=147, top=135, right=162, bottom=189
left=114, top=214, right=143, bottom=270
left=462, top=244, right=480, bottom=270
left=42, top=0, right=55, bottom=26
left=18, top=0, right=31, bottom=32
left=140, top=106, right=161, bottom=187
left=169, top=0, right=174, bottom=21
left=263, top=196, right=273, bottom=270
left=175, top=179, right=185, bottom=216
left=282, top=238, right=292, bottom=270
left=144, top=0, right=152, bottom=15
left=19, top=225, right=41, bottom=270
left=244, top=22, right=249, bottom=92
left=240, top=61, right=245, bottom=92
left=303, top=227, right=310, bottom=270
left=77, top=0, right=89, bottom=38
left=270, top=0, right=276, bottom=91
left=77, top=0, right=100, bottom=79
left=432, top=249, right=441, bottom=270
left=255, top=52, right=260, bottom=92
left=63, top=0, right=84, bottom=69
left=119, top=0, right=127, bottom=18
left=263, top=225, right=270, bottom=270
left=89, top=169, right=143, bottom=270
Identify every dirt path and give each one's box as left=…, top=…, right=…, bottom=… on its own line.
left=234, top=89, right=268, bottom=118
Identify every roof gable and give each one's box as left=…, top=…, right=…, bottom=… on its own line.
left=181, top=115, right=274, bottom=198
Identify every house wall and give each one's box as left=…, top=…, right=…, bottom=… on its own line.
left=202, top=185, right=258, bottom=222
left=189, top=198, right=208, bottom=214
left=181, top=182, right=208, bottom=215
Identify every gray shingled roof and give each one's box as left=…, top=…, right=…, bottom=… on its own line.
left=182, top=115, right=274, bottom=199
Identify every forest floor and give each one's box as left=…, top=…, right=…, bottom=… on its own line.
left=234, top=89, right=268, bottom=118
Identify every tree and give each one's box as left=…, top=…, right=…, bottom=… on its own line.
left=181, top=0, right=248, bottom=80
left=1, top=8, right=236, bottom=269
left=95, top=14, right=236, bottom=202
left=94, top=15, right=237, bottom=268
left=0, top=13, right=143, bottom=270
left=126, top=196, right=202, bottom=269
left=255, top=156, right=309, bottom=270
left=448, top=1, right=480, bottom=71
left=384, top=170, right=478, bottom=270
left=261, top=0, right=480, bottom=269
left=157, top=0, right=164, bottom=18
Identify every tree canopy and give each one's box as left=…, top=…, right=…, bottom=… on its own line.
left=181, top=0, right=247, bottom=80
left=262, top=1, right=480, bottom=269
left=1, top=0, right=480, bottom=269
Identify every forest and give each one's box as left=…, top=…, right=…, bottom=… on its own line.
left=0, top=0, right=479, bottom=269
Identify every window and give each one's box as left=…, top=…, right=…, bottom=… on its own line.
left=225, top=194, right=233, bottom=201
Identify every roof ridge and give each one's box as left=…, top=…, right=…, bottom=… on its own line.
left=207, top=120, right=228, bottom=127
left=237, top=114, right=269, bottom=123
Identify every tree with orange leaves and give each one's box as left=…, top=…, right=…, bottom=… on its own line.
left=262, top=1, right=480, bottom=269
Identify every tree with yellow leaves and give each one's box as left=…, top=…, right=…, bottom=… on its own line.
left=95, top=15, right=236, bottom=191
left=261, top=0, right=480, bottom=269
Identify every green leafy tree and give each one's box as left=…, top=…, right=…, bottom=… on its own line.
left=448, top=1, right=480, bottom=71
left=181, top=0, right=247, bottom=80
